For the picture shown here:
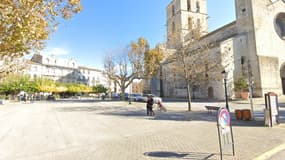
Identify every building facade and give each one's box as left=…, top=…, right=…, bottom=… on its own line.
left=25, top=54, right=109, bottom=88
left=159, top=0, right=285, bottom=99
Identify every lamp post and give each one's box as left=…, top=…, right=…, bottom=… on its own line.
left=129, top=82, right=132, bottom=105
left=221, top=70, right=229, bottom=111
left=19, top=83, right=23, bottom=103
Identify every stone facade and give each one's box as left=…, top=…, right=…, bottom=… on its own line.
left=159, top=0, right=285, bottom=99
left=25, top=54, right=108, bottom=88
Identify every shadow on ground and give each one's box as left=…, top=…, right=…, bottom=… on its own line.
left=54, top=103, right=278, bottom=127
left=99, top=109, right=267, bottom=127
left=143, top=151, right=218, bottom=160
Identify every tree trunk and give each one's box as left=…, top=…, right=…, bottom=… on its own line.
left=121, top=87, right=125, bottom=101
left=186, top=83, right=192, bottom=111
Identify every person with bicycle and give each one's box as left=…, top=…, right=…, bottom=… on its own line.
left=146, top=95, right=155, bottom=116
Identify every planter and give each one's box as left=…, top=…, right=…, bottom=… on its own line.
left=242, top=109, right=251, bottom=120
left=235, top=109, right=242, bottom=120
left=240, top=91, right=249, bottom=100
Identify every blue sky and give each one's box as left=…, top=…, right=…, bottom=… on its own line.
left=44, top=0, right=236, bottom=69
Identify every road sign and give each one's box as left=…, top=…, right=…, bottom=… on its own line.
left=219, top=108, right=230, bottom=134
left=216, top=108, right=235, bottom=160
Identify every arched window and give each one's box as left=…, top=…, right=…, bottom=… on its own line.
left=197, top=18, right=201, bottom=28
left=275, top=13, right=285, bottom=40
left=208, top=87, right=214, bottom=99
left=196, top=1, right=200, bottom=13
left=188, top=17, right=192, bottom=30
left=172, top=22, right=176, bottom=33
left=187, top=0, right=191, bottom=11
left=172, top=5, right=175, bottom=16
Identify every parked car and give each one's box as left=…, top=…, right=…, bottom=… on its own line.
left=135, top=94, right=162, bottom=103
left=131, top=93, right=142, bottom=101
left=111, top=93, right=120, bottom=99
left=133, top=94, right=147, bottom=102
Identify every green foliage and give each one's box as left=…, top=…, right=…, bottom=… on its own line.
left=65, top=83, right=92, bottom=94
left=92, top=84, right=108, bottom=94
left=0, top=74, right=92, bottom=95
left=0, top=74, right=35, bottom=94
left=0, top=0, right=82, bottom=58
left=234, top=77, right=249, bottom=92
left=33, top=77, right=56, bottom=92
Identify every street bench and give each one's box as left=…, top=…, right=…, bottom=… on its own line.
left=205, top=106, right=220, bottom=114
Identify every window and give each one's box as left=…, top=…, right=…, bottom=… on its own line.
left=275, top=13, right=285, bottom=40
left=197, top=19, right=201, bottom=28
left=172, top=5, right=175, bottom=16
left=188, top=17, right=192, bottom=30
left=241, top=56, right=245, bottom=65
left=196, top=1, right=200, bottom=12
left=172, top=22, right=176, bottom=33
left=187, top=0, right=191, bottom=11
left=205, top=64, right=209, bottom=78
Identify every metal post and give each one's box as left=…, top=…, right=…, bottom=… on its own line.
left=224, top=78, right=229, bottom=112
left=247, top=60, right=255, bottom=119
left=249, top=83, right=254, bottom=119
left=216, top=109, right=223, bottom=160
left=129, top=81, right=132, bottom=105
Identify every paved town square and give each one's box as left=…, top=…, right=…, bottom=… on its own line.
left=1, top=99, right=285, bottom=160
left=2, top=0, right=285, bottom=160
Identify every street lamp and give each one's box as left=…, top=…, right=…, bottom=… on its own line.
left=19, top=83, right=23, bottom=103
left=221, top=70, right=229, bottom=111
left=129, top=82, right=132, bottom=105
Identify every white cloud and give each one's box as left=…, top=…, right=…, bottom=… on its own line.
left=42, top=47, right=69, bottom=56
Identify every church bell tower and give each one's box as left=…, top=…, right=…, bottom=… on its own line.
left=166, top=0, right=208, bottom=48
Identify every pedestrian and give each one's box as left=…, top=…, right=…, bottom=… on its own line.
left=146, top=95, right=154, bottom=116
left=158, top=100, right=167, bottom=112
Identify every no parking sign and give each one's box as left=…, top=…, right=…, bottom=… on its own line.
left=216, top=108, right=235, bottom=160
left=218, top=108, right=230, bottom=134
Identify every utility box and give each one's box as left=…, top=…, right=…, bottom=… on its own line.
left=264, top=92, right=280, bottom=127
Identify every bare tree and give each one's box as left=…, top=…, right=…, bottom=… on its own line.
left=104, top=37, right=166, bottom=99
left=104, top=46, right=146, bottom=100
left=165, top=29, right=221, bottom=111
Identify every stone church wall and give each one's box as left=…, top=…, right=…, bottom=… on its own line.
left=251, top=0, right=285, bottom=95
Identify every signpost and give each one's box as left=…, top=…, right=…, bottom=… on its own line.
left=216, top=108, right=235, bottom=160
left=264, top=92, right=280, bottom=127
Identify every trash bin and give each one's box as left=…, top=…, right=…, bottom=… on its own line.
left=235, top=109, right=242, bottom=120
left=242, top=109, right=251, bottom=120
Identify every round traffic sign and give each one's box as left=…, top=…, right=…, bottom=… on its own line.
left=219, top=108, right=230, bottom=128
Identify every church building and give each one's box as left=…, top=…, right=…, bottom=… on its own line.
left=157, top=0, right=285, bottom=100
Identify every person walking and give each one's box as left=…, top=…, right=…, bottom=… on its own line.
left=157, top=100, right=167, bottom=112
left=146, top=95, right=154, bottom=116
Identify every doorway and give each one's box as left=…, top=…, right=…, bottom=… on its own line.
left=280, top=65, right=285, bottom=94
left=208, top=87, right=214, bottom=99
